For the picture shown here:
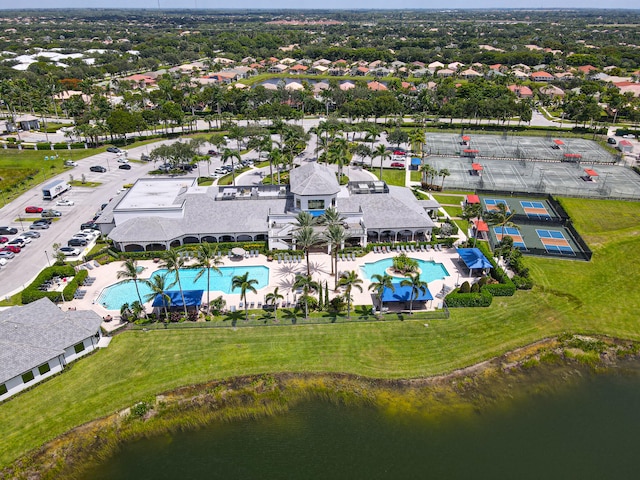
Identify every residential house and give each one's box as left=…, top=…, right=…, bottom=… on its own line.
left=4, top=114, right=40, bottom=133
left=289, top=64, right=309, bottom=74
left=367, top=81, right=388, bottom=91
left=512, top=70, right=530, bottom=81
left=124, top=74, right=156, bottom=89
left=530, top=71, right=554, bottom=82
left=539, top=85, right=566, bottom=99
left=428, top=61, right=445, bottom=72
left=353, top=66, right=370, bottom=76
left=268, top=64, right=288, bottom=74
left=507, top=85, right=534, bottom=98
left=577, top=65, right=598, bottom=76
left=0, top=298, right=103, bottom=402
left=436, top=68, right=455, bottom=78
left=461, top=68, right=481, bottom=79
left=309, top=65, right=329, bottom=75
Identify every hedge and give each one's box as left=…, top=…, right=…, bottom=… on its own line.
left=62, top=269, right=88, bottom=301
left=445, top=290, right=493, bottom=307
left=22, top=265, right=76, bottom=304
left=482, top=282, right=516, bottom=297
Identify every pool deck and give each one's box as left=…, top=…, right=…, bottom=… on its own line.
left=64, top=248, right=476, bottom=332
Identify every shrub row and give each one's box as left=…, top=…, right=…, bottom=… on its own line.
left=22, top=265, right=76, bottom=304
left=62, top=269, right=88, bottom=301
left=482, top=282, right=517, bottom=297
left=445, top=290, right=493, bottom=308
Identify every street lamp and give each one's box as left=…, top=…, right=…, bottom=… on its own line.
left=45, top=250, right=51, bottom=267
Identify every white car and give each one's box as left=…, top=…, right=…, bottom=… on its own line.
left=80, top=229, right=100, bottom=238
left=64, top=160, right=78, bottom=167
left=117, top=157, right=129, bottom=164
left=56, top=199, right=75, bottom=206
left=59, top=247, right=80, bottom=256
left=0, top=258, right=7, bottom=266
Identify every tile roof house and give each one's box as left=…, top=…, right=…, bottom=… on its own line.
left=367, top=81, right=388, bottom=91
left=0, top=298, right=103, bottom=401
left=507, top=85, right=534, bottom=98
left=530, top=71, right=554, bottom=82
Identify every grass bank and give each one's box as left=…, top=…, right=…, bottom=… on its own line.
left=0, top=198, right=639, bottom=468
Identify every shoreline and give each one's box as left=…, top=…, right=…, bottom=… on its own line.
left=3, top=333, right=639, bottom=480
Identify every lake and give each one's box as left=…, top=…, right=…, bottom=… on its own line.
left=81, top=362, right=640, bottom=480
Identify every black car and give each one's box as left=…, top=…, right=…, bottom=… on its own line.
left=33, top=218, right=52, bottom=225
left=140, top=154, right=151, bottom=161
left=67, top=237, right=87, bottom=247
left=607, top=137, right=617, bottom=145
left=118, top=163, right=132, bottom=170
left=106, top=147, right=121, bottom=153
left=0, top=226, right=18, bottom=235
left=80, top=222, right=99, bottom=230
left=90, top=165, right=107, bottom=173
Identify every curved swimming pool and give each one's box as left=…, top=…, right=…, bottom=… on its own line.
left=361, top=258, right=449, bottom=282
left=97, top=266, right=270, bottom=310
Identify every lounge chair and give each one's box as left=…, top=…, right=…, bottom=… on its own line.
left=257, top=302, right=262, bottom=309
left=249, top=302, right=255, bottom=309
left=411, top=245, right=416, bottom=252
left=239, top=301, right=244, bottom=308
left=230, top=305, right=237, bottom=312
left=278, top=255, right=282, bottom=264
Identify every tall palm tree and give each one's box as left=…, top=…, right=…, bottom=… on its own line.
left=439, top=168, right=451, bottom=190
left=293, top=274, right=319, bottom=320
left=116, top=258, right=145, bottom=316
left=324, top=224, right=348, bottom=288
left=327, top=136, right=349, bottom=183
left=373, top=143, right=391, bottom=180
left=161, top=250, right=188, bottom=318
left=486, top=202, right=517, bottom=229
left=194, top=243, right=222, bottom=313
left=294, top=226, right=322, bottom=277
left=265, top=287, right=284, bottom=322
left=231, top=272, right=259, bottom=321
left=368, top=273, right=395, bottom=311
left=400, top=273, right=429, bottom=314
left=267, top=147, right=283, bottom=184
left=144, top=273, right=172, bottom=324
left=295, top=211, right=317, bottom=228
left=461, top=202, right=484, bottom=247
left=338, top=270, right=363, bottom=319
left=221, top=147, right=241, bottom=186
left=320, top=207, right=345, bottom=227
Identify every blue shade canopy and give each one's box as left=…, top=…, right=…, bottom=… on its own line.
left=456, top=248, right=492, bottom=270
left=152, top=290, right=203, bottom=308
left=411, top=157, right=422, bottom=166
left=381, top=283, right=433, bottom=302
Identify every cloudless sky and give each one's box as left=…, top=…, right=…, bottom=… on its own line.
left=1, top=1, right=638, bottom=10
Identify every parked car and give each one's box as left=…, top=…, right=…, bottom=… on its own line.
left=0, top=236, right=7, bottom=243
left=117, top=156, right=129, bottom=163
left=32, top=218, right=51, bottom=225
left=140, top=154, right=151, bottom=161
left=393, top=150, right=407, bottom=155
left=41, top=209, right=62, bottom=218
left=21, top=231, right=40, bottom=239
left=56, top=198, right=75, bottom=206
left=607, top=137, right=617, bottom=145
left=0, top=258, right=7, bottom=266
left=0, top=250, right=15, bottom=259
left=106, top=147, right=121, bottom=153
left=8, top=238, right=27, bottom=248
left=25, top=206, right=43, bottom=214
left=68, top=238, right=87, bottom=247
left=30, top=223, right=50, bottom=230
left=390, top=162, right=405, bottom=168
left=14, top=235, right=32, bottom=244
left=118, top=163, right=132, bottom=170
left=59, top=247, right=80, bottom=256
left=1, top=245, right=21, bottom=254
left=80, top=222, right=99, bottom=230
left=0, top=227, right=18, bottom=235
left=80, top=229, right=100, bottom=237
left=207, top=150, right=218, bottom=156
left=64, top=160, right=78, bottom=167
left=90, top=165, right=107, bottom=173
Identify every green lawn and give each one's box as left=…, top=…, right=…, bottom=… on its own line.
left=442, top=205, right=463, bottom=218
left=0, top=198, right=639, bottom=467
left=378, top=168, right=406, bottom=186
left=432, top=193, right=466, bottom=205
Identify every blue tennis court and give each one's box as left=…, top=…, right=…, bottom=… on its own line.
left=484, top=198, right=510, bottom=212
left=536, top=229, right=574, bottom=255
left=494, top=226, right=526, bottom=249
left=521, top=200, right=551, bottom=219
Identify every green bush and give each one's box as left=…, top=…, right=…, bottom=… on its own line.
left=62, top=269, right=88, bottom=301
left=445, top=290, right=493, bottom=307
left=482, top=282, right=516, bottom=296
left=458, top=281, right=471, bottom=293
left=470, top=282, right=480, bottom=293
left=22, top=266, right=76, bottom=304
left=512, top=275, right=534, bottom=290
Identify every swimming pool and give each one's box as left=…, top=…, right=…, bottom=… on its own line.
left=97, top=266, right=270, bottom=310
left=361, top=258, right=449, bottom=282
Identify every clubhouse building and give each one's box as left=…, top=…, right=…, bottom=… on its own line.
left=99, top=162, right=438, bottom=252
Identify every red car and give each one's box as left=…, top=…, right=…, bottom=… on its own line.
left=393, top=150, right=407, bottom=156
left=390, top=162, right=405, bottom=168
left=25, top=206, right=43, bottom=214
left=0, top=236, right=7, bottom=244
left=2, top=245, right=21, bottom=253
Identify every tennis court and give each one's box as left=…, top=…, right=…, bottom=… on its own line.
left=483, top=198, right=510, bottom=212
left=536, top=229, right=575, bottom=255
left=520, top=200, right=551, bottom=219
left=494, top=226, right=527, bottom=249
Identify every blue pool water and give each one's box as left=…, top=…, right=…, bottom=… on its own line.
left=97, top=266, right=270, bottom=310
left=361, top=258, right=449, bottom=282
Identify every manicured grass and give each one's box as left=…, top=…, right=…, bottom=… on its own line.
left=432, top=193, right=465, bottom=205
left=69, top=180, right=102, bottom=188
left=378, top=168, right=406, bottom=186
left=442, top=205, right=463, bottom=218
left=0, top=198, right=639, bottom=468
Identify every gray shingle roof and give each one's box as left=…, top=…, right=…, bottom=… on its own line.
left=289, top=162, right=340, bottom=196
left=0, top=298, right=103, bottom=383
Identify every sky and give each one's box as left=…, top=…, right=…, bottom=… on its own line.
left=1, top=1, right=638, bottom=9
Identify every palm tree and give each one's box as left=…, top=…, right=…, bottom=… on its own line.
left=368, top=273, right=395, bottom=311
left=324, top=224, right=348, bottom=288
left=327, top=136, right=349, bottom=183
left=221, top=147, right=241, bottom=186
left=439, top=168, right=451, bottom=190
left=116, top=258, right=145, bottom=316
left=231, top=272, right=259, bottom=321
left=485, top=202, right=517, bottom=229
left=461, top=202, right=484, bottom=246
left=399, top=273, right=429, bottom=314
left=265, top=287, right=284, bottom=322
left=373, top=143, right=391, bottom=180
left=338, top=270, right=363, bottom=319
left=293, top=274, right=319, bottom=320
left=294, top=226, right=322, bottom=277
left=295, top=210, right=317, bottom=228
left=161, top=250, right=188, bottom=318
left=144, top=273, right=172, bottom=324
left=320, top=207, right=345, bottom=227
left=267, top=147, right=283, bottom=184
left=194, top=243, right=222, bottom=313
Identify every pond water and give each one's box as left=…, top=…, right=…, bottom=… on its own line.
left=81, top=364, right=640, bottom=479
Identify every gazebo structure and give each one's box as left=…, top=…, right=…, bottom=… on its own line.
left=583, top=168, right=599, bottom=182
left=456, top=248, right=492, bottom=275
left=380, top=282, right=433, bottom=310
left=471, top=163, right=483, bottom=176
